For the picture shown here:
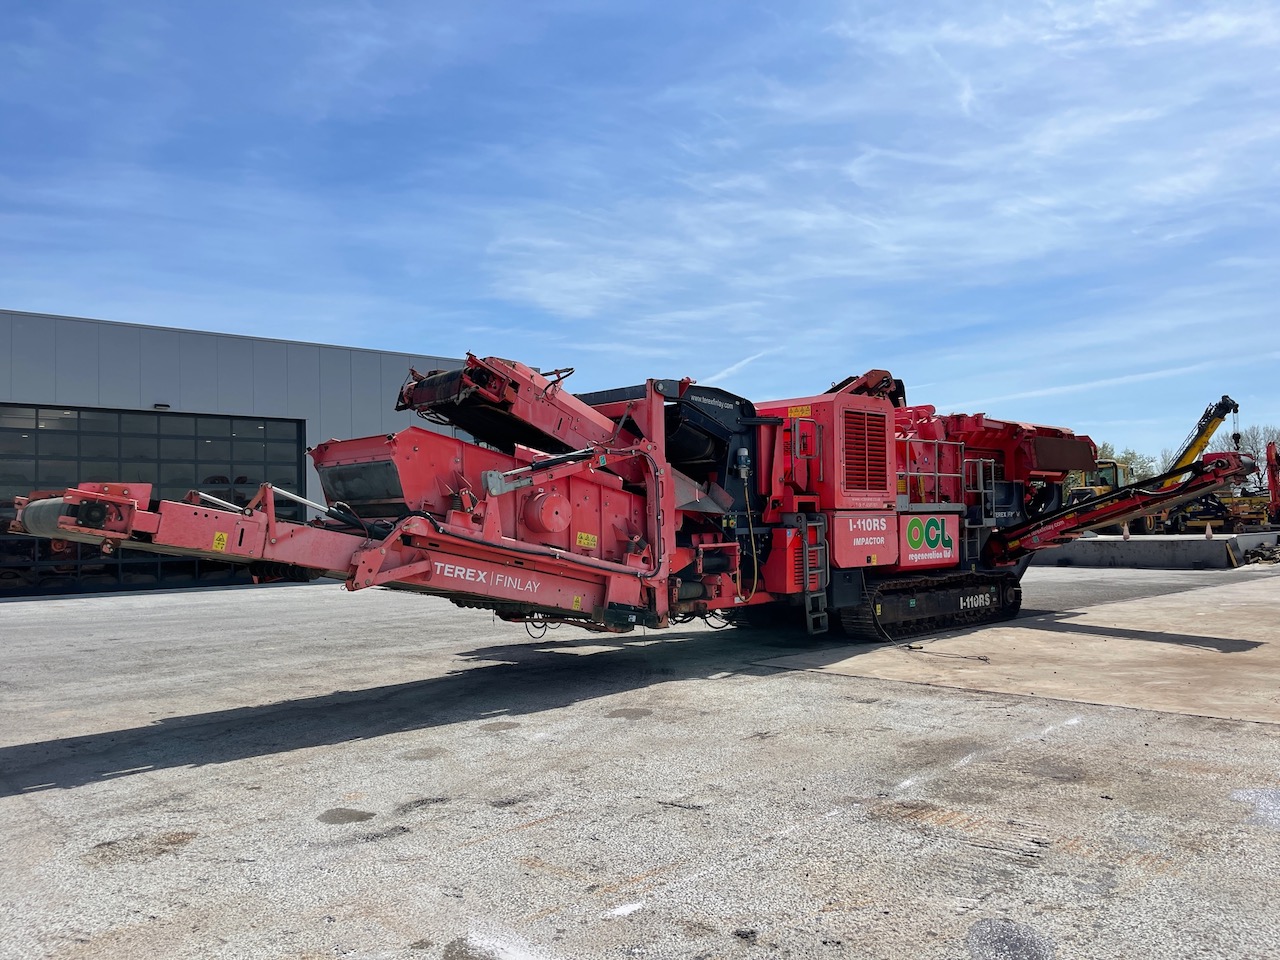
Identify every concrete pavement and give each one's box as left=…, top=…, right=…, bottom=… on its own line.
left=2, top=566, right=1279, bottom=960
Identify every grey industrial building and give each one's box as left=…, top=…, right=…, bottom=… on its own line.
left=0, top=308, right=460, bottom=595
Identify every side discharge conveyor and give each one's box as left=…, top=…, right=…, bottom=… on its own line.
left=12, top=354, right=1258, bottom=640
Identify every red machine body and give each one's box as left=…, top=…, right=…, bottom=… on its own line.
left=14, top=355, right=1257, bottom=639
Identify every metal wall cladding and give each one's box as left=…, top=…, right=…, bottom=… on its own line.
left=251, top=339, right=289, bottom=413
left=53, top=320, right=101, bottom=406
left=0, top=312, right=11, bottom=400
left=139, top=326, right=182, bottom=409
left=98, top=324, right=144, bottom=409
left=10, top=314, right=56, bottom=401
left=215, top=335, right=256, bottom=416
left=350, top=350, right=384, bottom=437
left=177, top=331, right=220, bottom=412
left=0, top=309, right=462, bottom=503
left=319, top=347, right=355, bottom=440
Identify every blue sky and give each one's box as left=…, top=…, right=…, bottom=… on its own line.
left=2, top=1, right=1278, bottom=456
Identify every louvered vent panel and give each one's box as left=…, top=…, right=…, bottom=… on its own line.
left=790, top=546, right=821, bottom=591
left=843, top=410, right=888, bottom=491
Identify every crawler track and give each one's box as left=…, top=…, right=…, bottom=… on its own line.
left=839, top=571, right=1023, bottom=643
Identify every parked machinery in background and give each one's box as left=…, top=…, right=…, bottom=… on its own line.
left=1270, top=442, right=1280, bottom=525
left=1066, top=394, right=1238, bottom=534
left=1167, top=440, right=1280, bottom=533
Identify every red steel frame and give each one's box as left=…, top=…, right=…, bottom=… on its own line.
left=10, top=354, right=1261, bottom=632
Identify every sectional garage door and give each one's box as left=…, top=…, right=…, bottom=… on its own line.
left=0, top=403, right=305, bottom=596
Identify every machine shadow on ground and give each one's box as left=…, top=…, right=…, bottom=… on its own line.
left=898, top=607, right=1263, bottom=654
left=0, top=625, right=861, bottom=798
left=1008, top=610, right=1263, bottom=653
left=3, top=602, right=1258, bottom=798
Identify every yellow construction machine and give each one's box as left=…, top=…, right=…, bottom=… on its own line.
left=1066, top=395, right=1239, bottom=534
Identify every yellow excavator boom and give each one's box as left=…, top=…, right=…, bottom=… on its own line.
left=1157, top=395, right=1239, bottom=490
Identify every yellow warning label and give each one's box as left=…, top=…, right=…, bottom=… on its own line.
left=870, top=554, right=878, bottom=565
left=572, top=596, right=582, bottom=611
left=787, top=404, right=812, bottom=418
left=212, top=531, right=228, bottom=552
left=576, top=531, right=598, bottom=549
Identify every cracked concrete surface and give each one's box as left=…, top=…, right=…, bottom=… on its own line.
left=1, top=566, right=1279, bottom=959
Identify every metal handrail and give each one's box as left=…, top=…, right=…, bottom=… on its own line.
left=896, top=438, right=964, bottom=502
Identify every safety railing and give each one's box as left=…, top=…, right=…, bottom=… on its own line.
left=896, top=438, right=965, bottom=507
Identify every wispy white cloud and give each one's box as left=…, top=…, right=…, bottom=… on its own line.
left=943, top=361, right=1218, bottom=410
left=701, top=349, right=775, bottom=385
left=0, top=0, right=1277, bottom=456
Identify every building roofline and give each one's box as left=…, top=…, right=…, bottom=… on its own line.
left=0, top=307, right=460, bottom=362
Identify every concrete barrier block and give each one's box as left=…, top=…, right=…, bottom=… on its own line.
left=1032, top=532, right=1280, bottom=570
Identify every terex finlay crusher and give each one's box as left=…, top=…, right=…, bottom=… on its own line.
left=15, top=356, right=1255, bottom=639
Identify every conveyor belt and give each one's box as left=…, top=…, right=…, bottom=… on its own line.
left=399, top=367, right=577, bottom=455
left=986, top=454, right=1256, bottom=564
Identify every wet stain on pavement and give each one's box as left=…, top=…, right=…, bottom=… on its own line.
left=396, top=796, right=450, bottom=814
left=401, top=746, right=447, bottom=760
left=355, top=825, right=411, bottom=842
left=479, top=721, right=521, bottom=731
left=83, top=830, right=197, bottom=865
left=1025, top=759, right=1089, bottom=783
left=607, top=708, right=652, bottom=720
left=317, top=807, right=375, bottom=824
left=966, top=918, right=1056, bottom=959
left=441, top=937, right=499, bottom=959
